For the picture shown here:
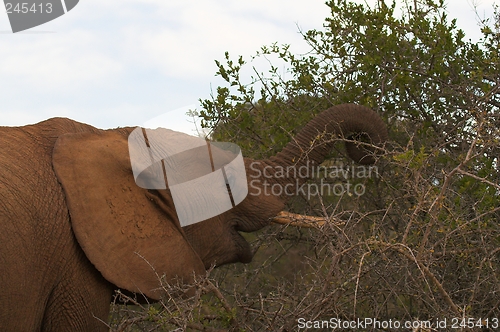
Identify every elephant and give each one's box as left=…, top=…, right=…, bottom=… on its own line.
left=0, top=103, right=387, bottom=331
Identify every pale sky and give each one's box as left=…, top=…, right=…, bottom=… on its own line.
left=0, top=0, right=496, bottom=135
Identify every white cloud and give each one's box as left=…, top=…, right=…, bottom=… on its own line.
left=117, top=0, right=326, bottom=79
left=0, top=31, right=122, bottom=91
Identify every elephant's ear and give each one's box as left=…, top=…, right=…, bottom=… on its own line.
left=52, top=130, right=205, bottom=300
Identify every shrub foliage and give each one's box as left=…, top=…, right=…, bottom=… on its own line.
left=111, top=0, right=500, bottom=330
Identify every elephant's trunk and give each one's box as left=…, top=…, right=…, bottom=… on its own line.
left=252, top=104, right=388, bottom=196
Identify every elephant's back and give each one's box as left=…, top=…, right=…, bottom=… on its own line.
left=0, top=117, right=96, bottom=169
left=0, top=118, right=94, bottom=208
left=0, top=119, right=74, bottom=238
left=0, top=117, right=98, bottom=249
left=0, top=118, right=108, bottom=329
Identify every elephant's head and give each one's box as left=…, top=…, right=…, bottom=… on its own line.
left=52, top=103, right=387, bottom=300
left=182, top=103, right=388, bottom=267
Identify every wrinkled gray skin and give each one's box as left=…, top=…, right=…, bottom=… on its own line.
left=0, top=104, right=387, bottom=331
